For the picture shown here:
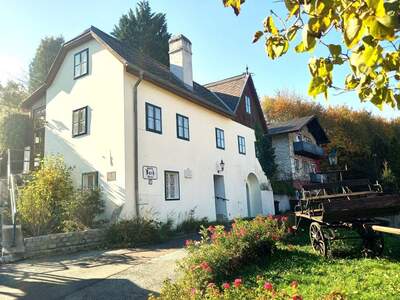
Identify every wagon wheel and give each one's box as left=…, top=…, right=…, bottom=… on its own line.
left=362, top=232, right=384, bottom=257
left=309, top=222, right=329, bottom=257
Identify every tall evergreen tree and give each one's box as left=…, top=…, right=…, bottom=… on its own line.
left=29, top=36, right=64, bottom=92
left=255, top=124, right=277, bottom=180
left=112, top=0, right=171, bottom=66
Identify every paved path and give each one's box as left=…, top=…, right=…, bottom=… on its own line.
left=0, top=239, right=187, bottom=300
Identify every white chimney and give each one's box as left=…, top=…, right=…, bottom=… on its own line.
left=169, top=35, right=193, bottom=89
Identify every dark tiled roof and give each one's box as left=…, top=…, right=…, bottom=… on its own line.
left=268, top=116, right=315, bottom=135
left=204, top=74, right=248, bottom=111
left=90, top=27, right=233, bottom=115
left=268, top=115, right=329, bottom=144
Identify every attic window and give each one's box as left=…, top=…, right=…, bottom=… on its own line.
left=74, top=48, right=89, bottom=79
left=245, top=96, right=251, bottom=114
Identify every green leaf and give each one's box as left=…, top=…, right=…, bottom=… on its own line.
left=344, top=14, right=364, bottom=48
left=302, top=26, right=317, bottom=51
left=308, top=76, right=326, bottom=98
left=264, top=16, right=278, bottom=35
left=223, top=0, right=244, bottom=15
left=284, top=0, right=300, bottom=18
left=253, top=31, right=263, bottom=43
left=345, top=74, right=360, bottom=90
left=367, top=17, right=395, bottom=40
left=265, top=36, right=289, bottom=59
left=365, top=0, right=386, bottom=17
left=328, top=44, right=342, bottom=57
left=286, top=26, right=298, bottom=41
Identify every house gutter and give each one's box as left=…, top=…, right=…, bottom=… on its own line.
left=133, top=71, right=144, bottom=218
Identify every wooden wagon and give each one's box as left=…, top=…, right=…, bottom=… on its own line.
left=294, top=173, right=400, bottom=257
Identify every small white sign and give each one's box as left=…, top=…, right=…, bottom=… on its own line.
left=184, top=168, right=193, bottom=179
left=143, top=166, right=158, bottom=180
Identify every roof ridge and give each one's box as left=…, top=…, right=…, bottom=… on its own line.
left=204, top=73, right=247, bottom=87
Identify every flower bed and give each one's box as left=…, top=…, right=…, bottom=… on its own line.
left=150, top=216, right=290, bottom=299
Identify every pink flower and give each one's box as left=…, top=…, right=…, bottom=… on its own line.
left=208, top=225, right=216, bottom=233
left=268, top=215, right=274, bottom=220
left=281, top=216, right=289, bottom=222
left=264, top=282, right=273, bottom=291
left=185, top=240, right=193, bottom=247
left=190, top=288, right=196, bottom=295
left=222, top=282, right=230, bottom=289
left=234, top=278, right=242, bottom=288
left=207, top=282, right=216, bottom=288
left=290, top=280, right=299, bottom=289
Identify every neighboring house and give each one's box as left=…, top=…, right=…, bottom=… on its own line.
left=21, top=26, right=274, bottom=223
left=268, top=116, right=329, bottom=189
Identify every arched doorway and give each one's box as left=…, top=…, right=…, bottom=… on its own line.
left=246, top=173, right=262, bottom=217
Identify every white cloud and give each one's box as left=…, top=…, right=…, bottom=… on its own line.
left=0, top=54, right=28, bottom=85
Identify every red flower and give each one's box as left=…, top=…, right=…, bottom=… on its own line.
left=288, top=227, right=295, bottom=234
left=290, top=280, right=299, bottom=289
left=199, top=261, right=212, bottom=272
left=207, top=225, right=216, bottom=233
left=272, top=234, right=279, bottom=241
left=234, top=278, right=242, bottom=288
left=282, top=216, right=289, bottom=222
left=264, top=282, right=273, bottom=291
left=185, top=240, right=193, bottom=247
left=222, top=282, right=230, bottom=289
left=292, top=295, right=302, bottom=300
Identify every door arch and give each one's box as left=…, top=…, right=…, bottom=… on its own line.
left=246, top=173, right=262, bottom=217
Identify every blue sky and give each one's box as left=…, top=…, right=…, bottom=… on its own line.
left=0, top=0, right=398, bottom=119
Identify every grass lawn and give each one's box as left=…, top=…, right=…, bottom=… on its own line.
left=237, top=227, right=400, bottom=300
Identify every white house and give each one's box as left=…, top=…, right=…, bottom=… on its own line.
left=22, top=26, right=274, bottom=223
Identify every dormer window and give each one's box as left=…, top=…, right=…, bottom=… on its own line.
left=245, top=96, right=251, bottom=114
left=74, top=48, right=89, bottom=79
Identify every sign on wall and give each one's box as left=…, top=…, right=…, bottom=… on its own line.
left=143, top=166, right=158, bottom=180
left=107, top=171, right=116, bottom=182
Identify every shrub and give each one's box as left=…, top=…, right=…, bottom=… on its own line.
left=152, top=216, right=288, bottom=299
left=151, top=278, right=303, bottom=300
left=105, top=216, right=174, bottom=247
left=62, top=188, right=105, bottom=231
left=176, top=209, right=209, bottom=234
left=18, top=156, right=74, bottom=236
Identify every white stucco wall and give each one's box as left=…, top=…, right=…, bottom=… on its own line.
left=125, top=74, right=274, bottom=222
left=44, top=38, right=126, bottom=219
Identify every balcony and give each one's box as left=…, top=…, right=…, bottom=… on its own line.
left=293, top=141, right=324, bottom=159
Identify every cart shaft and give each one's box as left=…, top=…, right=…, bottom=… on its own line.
left=371, top=225, right=400, bottom=236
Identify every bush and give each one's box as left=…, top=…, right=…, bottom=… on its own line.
left=176, top=209, right=210, bottom=234
left=152, top=278, right=303, bottom=300
left=105, top=216, right=174, bottom=247
left=62, top=188, right=105, bottom=231
left=18, top=156, right=74, bottom=236
left=152, top=216, right=288, bottom=299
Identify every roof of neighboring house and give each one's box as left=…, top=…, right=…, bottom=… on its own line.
left=21, top=26, right=249, bottom=118
left=268, top=115, right=329, bottom=144
left=204, top=74, right=248, bottom=111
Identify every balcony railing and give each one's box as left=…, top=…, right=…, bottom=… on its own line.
left=293, top=141, right=324, bottom=158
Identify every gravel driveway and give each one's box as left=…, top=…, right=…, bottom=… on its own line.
left=0, top=238, right=188, bottom=300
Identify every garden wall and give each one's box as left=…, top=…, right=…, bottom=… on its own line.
left=23, top=228, right=106, bottom=259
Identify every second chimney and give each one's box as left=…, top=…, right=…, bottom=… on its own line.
left=169, top=35, right=193, bottom=89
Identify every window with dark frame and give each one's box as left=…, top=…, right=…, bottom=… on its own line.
left=146, top=103, right=162, bottom=134
left=238, top=136, right=246, bottom=154
left=245, top=95, right=251, bottom=114
left=215, top=128, right=225, bottom=149
left=176, top=114, right=189, bottom=140
left=74, top=48, right=89, bottom=79
left=165, top=171, right=180, bottom=200
left=82, top=172, right=98, bottom=190
left=72, top=106, right=88, bottom=137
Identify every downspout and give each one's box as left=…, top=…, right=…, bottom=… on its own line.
left=133, top=71, right=144, bottom=218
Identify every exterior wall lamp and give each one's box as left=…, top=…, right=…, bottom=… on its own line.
left=217, top=159, right=225, bottom=173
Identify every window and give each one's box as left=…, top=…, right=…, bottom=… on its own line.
left=294, top=159, right=300, bottom=172
left=165, top=171, right=180, bottom=200
left=74, top=48, right=89, bottom=79
left=176, top=114, right=189, bottom=140
left=215, top=128, right=225, bottom=149
left=72, top=106, right=88, bottom=137
left=245, top=96, right=251, bottom=114
left=255, top=141, right=260, bottom=158
left=82, top=172, right=98, bottom=190
left=146, top=103, right=162, bottom=134
left=238, top=136, right=246, bottom=154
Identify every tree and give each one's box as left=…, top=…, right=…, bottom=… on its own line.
left=223, top=0, right=400, bottom=109
left=112, top=0, right=171, bottom=66
left=263, top=90, right=400, bottom=181
left=0, top=81, right=28, bottom=110
left=255, top=124, right=277, bottom=179
left=29, top=36, right=64, bottom=92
